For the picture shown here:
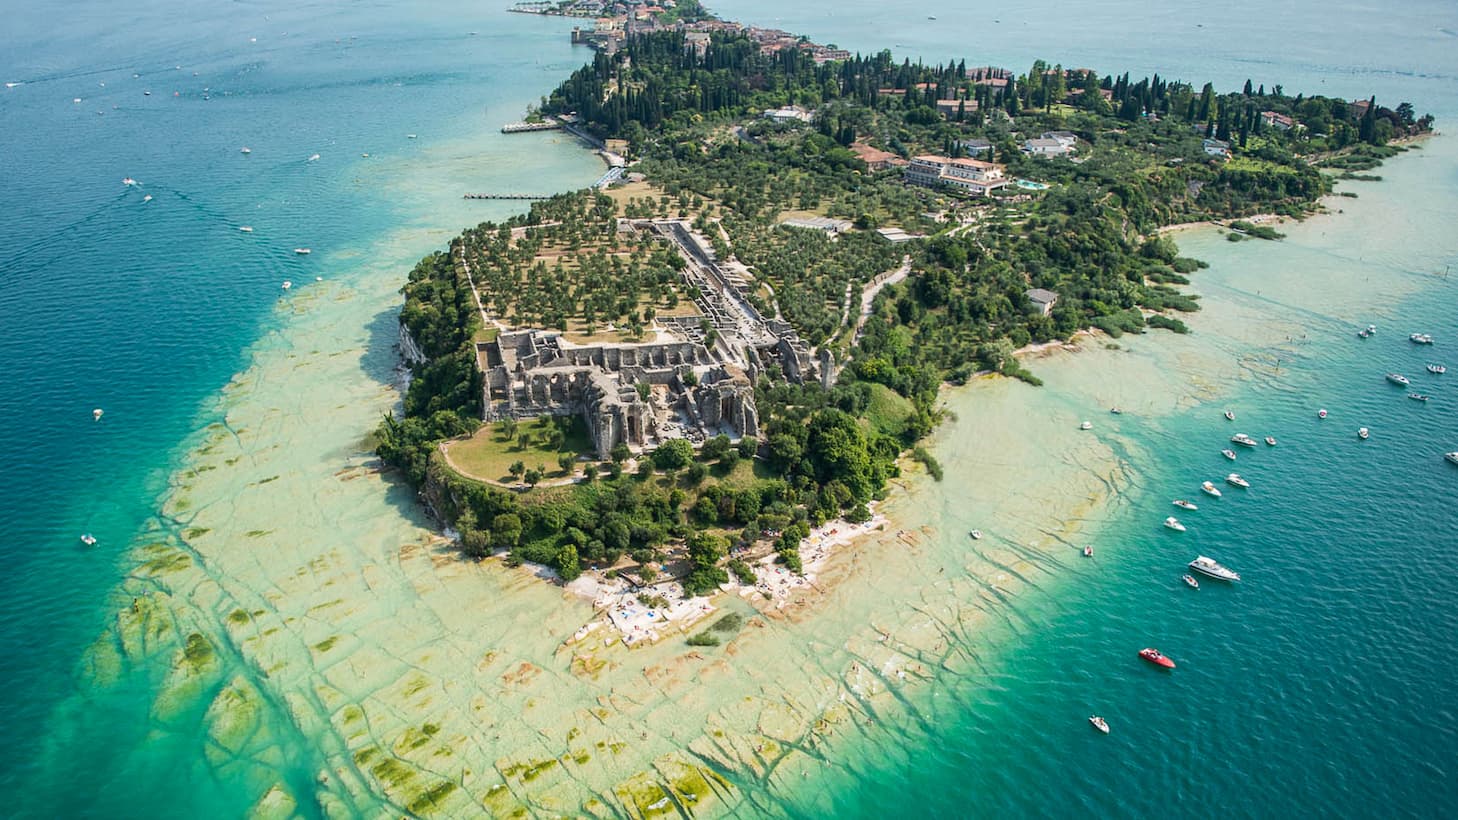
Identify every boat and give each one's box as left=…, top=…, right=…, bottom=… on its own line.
left=281, top=281, right=292, bottom=290
left=1201, top=481, right=1222, bottom=498
left=1357, top=328, right=1370, bottom=339
left=1189, top=555, right=1241, bottom=582
left=1139, top=648, right=1176, bottom=669
left=1110, top=407, right=1122, bottom=415
left=1408, top=393, right=1430, bottom=402
left=1367, top=324, right=1377, bottom=335
left=1089, top=715, right=1110, bottom=734
left=308, top=153, right=321, bottom=161
left=239, top=226, right=253, bottom=233
left=1080, top=421, right=1092, bottom=430
left=1428, top=364, right=1446, bottom=375
left=1358, top=427, right=1370, bottom=440
left=1225, top=473, right=1250, bottom=488
left=141, top=194, right=152, bottom=202
left=1164, top=516, right=1186, bottom=532
left=293, top=248, right=311, bottom=255
left=1410, top=333, right=1434, bottom=345
left=1387, top=373, right=1411, bottom=386
left=1222, top=449, right=1237, bottom=460
left=407, top=134, right=418, bottom=139
left=122, top=177, right=137, bottom=186
left=1224, top=410, right=1235, bottom=421
left=1445, top=452, right=1458, bottom=466
left=1318, top=408, right=1328, bottom=419
left=142, top=90, right=151, bottom=96
left=80, top=534, right=97, bottom=546
left=92, top=408, right=103, bottom=421
left=1231, top=433, right=1258, bottom=447
left=1265, top=436, right=1277, bottom=446
left=969, top=530, right=983, bottom=540
left=1173, top=499, right=1198, bottom=511
left=240, top=146, right=252, bottom=154
left=1083, top=545, right=1094, bottom=557
left=1182, top=574, right=1200, bottom=589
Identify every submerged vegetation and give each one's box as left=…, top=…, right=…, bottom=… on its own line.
left=377, top=19, right=1428, bottom=589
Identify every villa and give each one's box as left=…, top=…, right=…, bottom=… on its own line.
left=904, top=155, right=1009, bottom=196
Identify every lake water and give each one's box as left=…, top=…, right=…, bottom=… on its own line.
left=2, top=0, right=1455, bottom=815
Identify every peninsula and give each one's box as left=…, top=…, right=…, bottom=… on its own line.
left=377, top=9, right=1432, bottom=643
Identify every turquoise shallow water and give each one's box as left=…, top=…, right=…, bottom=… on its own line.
left=3, top=0, right=1457, bottom=815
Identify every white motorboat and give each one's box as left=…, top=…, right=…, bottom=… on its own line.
left=1173, top=499, right=1198, bottom=511
left=969, top=530, right=983, bottom=540
left=1201, top=481, right=1222, bottom=498
left=80, top=534, right=97, bottom=546
left=1225, top=473, right=1250, bottom=488
left=1318, top=408, right=1328, bottom=419
left=1408, top=393, right=1430, bottom=402
left=293, top=248, right=311, bottom=255
left=239, top=226, right=253, bottom=232
left=122, top=177, right=138, bottom=186
left=1083, top=545, right=1094, bottom=558
left=1386, top=373, right=1411, bottom=386
left=1080, top=421, right=1092, bottom=430
left=1410, top=333, right=1434, bottom=345
left=1445, top=452, right=1458, bottom=466
left=1357, top=328, right=1370, bottom=339
left=1089, top=715, right=1110, bottom=734
left=1110, top=407, right=1122, bottom=415
left=1428, top=364, right=1446, bottom=375
left=1231, top=433, right=1258, bottom=447
left=1358, top=427, right=1370, bottom=440
left=281, top=281, right=292, bottom=291
left=1224, top=410, right=1235, bottom=421
left=92, top=408, right=103, bottom=421
left=241, top=146, right=252, bottom=154
left=1189, top=555, right=1240, bottom=582
left=1164, top=516, right=1187, bottom=532
left=308, top=153, right=321, bottom=161
left=1222, top=449, right=1237, bottom=460
left=1366, top=324, right=1377, bottom=335
left=1265, top=436, right=1277, bottom=446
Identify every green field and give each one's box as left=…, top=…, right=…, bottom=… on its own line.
left=443, top=416, right=594, bottom=483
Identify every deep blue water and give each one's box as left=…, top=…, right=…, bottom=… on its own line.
left=4, top=0, right=1458, bottom=816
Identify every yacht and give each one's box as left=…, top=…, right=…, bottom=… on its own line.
left=1164, top=516, right=1187, bottom=532
left=281, top=281, right=292, bottom=290
left=1222, top=448, right=1237, bottom=460
left=1201, top=481, right=1222, bottom=498
left=1173, top=499, right=1198, bottom=511
left=1367, top=324, right=1377, bottom=335
left=80, top=534, right=97, bottom=546
left=141, top=195, right=152, bottom=202
left=1357, top=328, right=1370, bottom=339
left=1224, top=410, right=1236, bottom=421
left=1410, top=333, right=1434, bottom=345
left=1182, top=574, right=1200, bottom=589
left=1358, top=427, right=1370, bottom=440
left=1189, top=555, right=1241, bottom=582
left=407, top=134, right=418, bottom=139
left=1080, top=421, right=1092, bottom=430
left=293, top=248, right=311, bottom=255
left=1386, top=373, right=1411, bottom=387
left=1265, top=436, right=1278, bottom=446
left=1445, top=452, right=1458, bottom=466
left=1225, top=473, right=1250, bottom=488
left=1428, top=364, right=1446, bottom=375
left=1231, top=433, right=1259, bottom=447
left=1089, top=715, right=1110, bottom=734
left=1408, top=393, right=1430, bottom=402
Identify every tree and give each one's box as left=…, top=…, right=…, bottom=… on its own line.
left=492, top=513, right=522, bottom=549
left=501, top=417, right=519, bottom=440
left=583, top=463, right=599, bottom=482
left=517, top=430, right=533, bottom=451
left=611, top=443, right=631, bottom=464
left=524, top=468, right=542, bottom=488
left=557, top=453, right=576, bottom=475
left=737, top=437, right=758, bottom=458
left=509, top=460, right=526, bottom=480
left=652, top=438, right=695, bottom=470
left=686, top=461, right=709, bottom=485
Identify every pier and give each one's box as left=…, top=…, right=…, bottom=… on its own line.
left=463, top=193, right=554, bottom=201
left=500, top=120, right=562, bottom=134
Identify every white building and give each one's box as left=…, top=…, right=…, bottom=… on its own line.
left=905, top=155, right=1009, bottom=196
left=1023, top=137, right=1073, bottom=157
left=763, top=105, right=813, bottom=123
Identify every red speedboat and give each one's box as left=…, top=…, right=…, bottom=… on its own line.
left=1139, top=648, right=1176, bottom=669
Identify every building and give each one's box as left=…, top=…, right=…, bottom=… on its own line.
left=1260, top=110, right=1295, bottom=131
left=904, top=155, right=1009, bottom=196
left=1202, top=138, right=1231, bottom=159
left=956, top=138, right=993, bottom=157
left=780, top=216, right=853, bottom=234
left=684, top=31, right=711, bottom=57
left=875, top=227, right=923, bottom=243
left=763, top=105, right=813, bottom=123
left=851, top=142, right=905, bottom=170
left=1025, top=288, right=1059, bottom=316
left=935, top=98, right=976, bottom=119
left=1023, top=137, right=1072, bottom=157
left=1041, top=131, right=1078, bottom=149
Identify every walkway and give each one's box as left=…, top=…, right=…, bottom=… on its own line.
left=852, top=255, right=912, bottom=346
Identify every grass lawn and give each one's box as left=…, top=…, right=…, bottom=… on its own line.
left=443, top=416, right=595, bottom=483
left=862, top=382, right=915, bottom=438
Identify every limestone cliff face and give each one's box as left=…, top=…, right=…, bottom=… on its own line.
left=398, top=321, right=428, bottom=367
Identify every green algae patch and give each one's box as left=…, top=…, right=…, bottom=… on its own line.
left=183, top=632, right=215, bottom=670
left=139, top=547, right=192, bottom=576
left=352, top=745, right=378, bottom=767
left=249, top=784, right=297, bottom=820
left=613, top=774, right=677, bottom=819
left=313, top=636, right=338, bottom=653
left=183, top=527, right=211, bottom=539
left=341, top=705, right=364, bottom=725
left=572, top=751, right=592, bottom=765
left=227, top=609, right=251, bottom=625
left=255, top=475, right=280, bottom=485
left=245, top=529, right=271, bottom=538
left=206, top=678, right=261, bottom=754
left=407, top=779, right=459, bottom=816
